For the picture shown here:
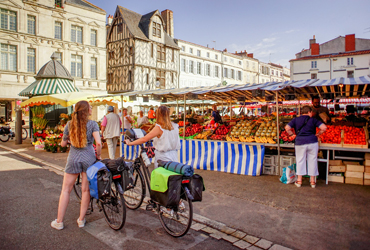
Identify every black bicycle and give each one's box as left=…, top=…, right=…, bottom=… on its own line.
left=73, top=170, right=126, bottom=230
left=123, top=129, right=193, bottom=237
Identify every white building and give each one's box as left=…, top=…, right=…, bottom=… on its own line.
left=0, top=0, right=107, bottom=121
left=290, top=34, right=370, bottom=80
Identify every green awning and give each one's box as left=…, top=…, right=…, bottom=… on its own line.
left=19, top=78, right=79, bottom=97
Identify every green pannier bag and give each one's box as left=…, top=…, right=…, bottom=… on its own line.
left=150, top=167, right=182, bottom=208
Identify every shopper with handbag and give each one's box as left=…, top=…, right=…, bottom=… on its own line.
left=285, top=105, right=327, bottom=188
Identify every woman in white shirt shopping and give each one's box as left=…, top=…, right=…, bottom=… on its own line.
left=124, top=105, right=181, bottom=168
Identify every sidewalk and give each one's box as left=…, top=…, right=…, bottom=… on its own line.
left=1, top=139, right=370, bottom=250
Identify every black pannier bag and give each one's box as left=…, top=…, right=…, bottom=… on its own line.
left=188, top=174, right=205, bottom=202
left=150, top=167, right=182, bottom=208
left=97, top=168, right=112, bottom=199
left=101, top=157, right=126, bottom=174
left=101, top=157, right=133, bottom=192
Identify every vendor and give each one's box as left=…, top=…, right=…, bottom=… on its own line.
left=311, top=95, right=330, bottom=124
left=148, top=107, right=156, bottom=121
left=211, top=104, right=222, bottom=124
left=137, top=110, right=149, bottom=127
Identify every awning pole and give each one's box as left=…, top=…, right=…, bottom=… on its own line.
left=298, top=95, right=301, bottom=116
left=183, top=95, right=186, bottom=139
left=229, top=100, right=232, bottom=121
left=202, top=100, right=204, bottom=115
left=121, top=95, right=124, bottom=132
left=276, top=91, right=280, bottom=176
left=176, top=99, right=179, bottom=117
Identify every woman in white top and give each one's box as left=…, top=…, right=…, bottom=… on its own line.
left=124, top=105, right=181, bottom=168
left=136, top=110, right=149, bottom=127
left=122, top=108, right=133, bottom=131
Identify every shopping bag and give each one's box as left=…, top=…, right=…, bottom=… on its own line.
left=280, top=163, right=297, bottom=184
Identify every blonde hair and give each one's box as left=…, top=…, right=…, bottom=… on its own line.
left=69, top=100, right=89, bottom=148
left=156, top=106, right=173, bottom=131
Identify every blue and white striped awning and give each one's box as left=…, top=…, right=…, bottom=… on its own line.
left=19, top=78, right=79, bottom=97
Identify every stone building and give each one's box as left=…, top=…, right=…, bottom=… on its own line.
left=106, top=6, right=180, bottom=93
left=0, top=0, right=106, bottom=122
left=290, top=34, right=370, bottom=80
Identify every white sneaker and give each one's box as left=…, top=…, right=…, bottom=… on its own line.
left=179, top=201, right=185, bottom=211
left=77, top=218, right=86, bottom=228
left=51, top=219, right=64, bottom=230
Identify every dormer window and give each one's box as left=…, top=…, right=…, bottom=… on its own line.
left=152, top=22, right=161, bottom=38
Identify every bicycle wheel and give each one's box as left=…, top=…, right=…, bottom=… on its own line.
left=73, top=174, right=82, bottom=201
left=101, top=182, right=126, bottom=230
left=0, top=134, right=10, bottom=142
left=22, top=128, right=28, bottom=140
left=158, top=186, right=193, bottom=237
left=124, top=167, right=146, bottom=210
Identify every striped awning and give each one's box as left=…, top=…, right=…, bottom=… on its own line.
left=19, top=78, right=79, bottom=97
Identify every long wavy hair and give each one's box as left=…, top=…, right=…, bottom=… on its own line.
left=69, top=100, right=90, bottom=148
left=156, top=106, right=173, bottom=131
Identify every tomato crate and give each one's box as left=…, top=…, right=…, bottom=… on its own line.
left=343, top=127, right=369, bottom=149
left=319, top=128, right=343, bottom=147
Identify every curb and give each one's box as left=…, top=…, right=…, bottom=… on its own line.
left=0, top=144, right=292, bottom=250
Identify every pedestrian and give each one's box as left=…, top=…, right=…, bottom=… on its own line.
left=311, top=95, right=330, bottom=124
left=285, top=105, right=327, bottom=188
left=122, top=108, right=133, bottom=131
left=137, top=110, right=149, bottom=127
left=125, top=105, right=180, bottom=168
left=101, top=106, right=121, bottom=160
left=51, top=100, right=102, bottom=230
left=148, top=107, right=156, bottom=121
left=211, top=104, right=222, bottom=124
left=118, top=109, right=122, bottom=118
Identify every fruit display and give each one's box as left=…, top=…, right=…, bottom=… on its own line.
left=254, top=121, right=278, bottom=138
left=230, top=120, right=260, bottom=137
left=318, top=125, right=342, bottom=144
left=343, top=126, right=367, bottom=145
left=279, top=128, right=296, bottom=143
left=194, top=130, right=213, bottom=139
left=214, top=125, right=232, bottom=136
left=180, top=124, right=203, bottom=137
left=205, top=121, right=220, bottom=130
left=226, top=135, right=240, bottom=142
left=178, top=121, right=190, bottom=127
left=210, top=134, right=226, bottom=140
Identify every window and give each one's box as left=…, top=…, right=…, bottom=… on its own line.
left=197, top=50, right=201, bottom=57
left=311, top=73, right=317, bottom=79
left=27, top=48, right=35, bottom=73
left=71, top=54, right=82, bottom=77
left=120, top=47, right=124, bottom=57
left=197, top=62, right=201, bottom=74
left=311, top=61, right=317, bottom=68
left=171, top=48, right=174, bottom=62
left=0, top=44, right=17, bottom=71
left=181, top=59, right=185, bottom=72
left=276, top=71, right=278, bottom=76
left=152, top=22, right=161, bottom=38
left=347, top=57, right=354, bottom=66
left=0, top=8, right=17, bottom=31
left=239, top=61, right=242, bottom=65
left=55, top=22, right=62, bottom=39
left=347, top=70, right=354, bottom=78
left=128, top=70, right=132, bottom=82
left=90, top=57, right=97, bottom=79
left=189, top=61, right=194, bottom=73
left=91, top=29, right=97, bottom=46
left=71, top=25, right=83, bottom=43
left=151, top=44, right=154, bottom=57
left=55, top=0, right=63, bottom=7
left=224, top=67, right=228, bottom=78
left=146, top=73, right=149, bottom=84
left=206, top=64, right=211, bottom=76
left=189, top=48, right=193, bottom=54
left=280, top=72, right=282, bottom=77
left=206, top=52, right=210, bottom=58
left=27, top=15, right=35, bottom=35
left=215, top=55, right=218, bottom=60
left=237, top=71, right=242, bottom=81
left=171, top=73, right=174, bottom=83
left=231, top=69, right=235, bottom=79
left=54, top=52, right=62, bottom=62
left=271, top=70, right=274, bottom=75
left=214, top=66, right=219, bottom=77
left=156, top=45, right=165, bottom=61
left=181, top=46, right=185, bottom=51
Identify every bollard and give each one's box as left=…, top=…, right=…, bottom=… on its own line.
left=15, top=109, right=22, bottom=144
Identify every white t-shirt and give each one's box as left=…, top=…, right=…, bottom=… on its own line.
left=123, top=115, right=132, bottom=129
left=137, top=116, right=149, bottom=127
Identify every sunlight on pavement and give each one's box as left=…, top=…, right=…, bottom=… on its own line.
left=0, top=152, right=41, bottom=171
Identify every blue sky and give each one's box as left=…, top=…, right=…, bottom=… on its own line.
left=89, top=0, right=370, bottom=68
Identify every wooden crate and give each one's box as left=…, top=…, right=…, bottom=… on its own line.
left=346, top=165, right=364, bottom=172
left=343, top=127, right=369, bottom=149
left=365, top=153, right=370, bottom=160
left=365, top=166, right=370, bottom=173
left=329, top=166, right=346, bottom=172
left=364, top=159, right=370, bottom=166
left=345, top=172, right=364, bottom=178
left=329, top=160, right=343, bottom=166
left=343, top=161, right=360, bottom=165
left=328, top=175, right=344, bottom=183
left=345, top=177, right=364, bottom=185
left=364, top=173, right=370, bottom=180
left=319, top=142, right=343, bottom=148
left=365, top=179, right=370, bottom=186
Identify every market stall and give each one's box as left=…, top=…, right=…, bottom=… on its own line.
left=117, top=75, right=370, bottom=179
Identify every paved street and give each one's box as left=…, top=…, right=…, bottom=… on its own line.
left=0, top=148, right=239, bottom=250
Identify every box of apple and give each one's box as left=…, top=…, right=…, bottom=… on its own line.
left=179, top=123, right=203, bottom=137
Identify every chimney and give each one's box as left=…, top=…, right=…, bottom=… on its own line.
left=247, top=53, right=253, bottom=58
left=161, top=9, right=174, bottom=38
left=309, top=35, right=316, bottom=48
left=345, top=34, right=355, bottom=52
left=108, top=15, right=113, bottom=25
left=223, top=48, right=228, bottom=52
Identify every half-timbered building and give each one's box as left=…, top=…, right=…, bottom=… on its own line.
left=106, top=7, right=179, bottom=93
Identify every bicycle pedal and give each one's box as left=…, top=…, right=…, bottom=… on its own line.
left=146, top=204, right=154, bottom=211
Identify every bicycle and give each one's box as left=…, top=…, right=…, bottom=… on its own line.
left=73, top=167, right=126, bottom=230
left=123, top=129, right=193, bottom=237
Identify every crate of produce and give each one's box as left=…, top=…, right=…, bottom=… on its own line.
left=328, top=173, right=345, bottom=183
left=342, top=126, right=368, bottom=148
left=263, top=155, right=275, bottom=166
left=263, top=165, right=275, bottom=175
left=193, top=130, right=213, bottom=140
left=318, top=125, right=343, bottom=147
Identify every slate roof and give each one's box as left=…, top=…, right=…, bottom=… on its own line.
left=117, top=6, right=179, bottom=49
left=35, top=53, right=73, bottom=80
left=66, top=0, right=105, bottom=13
